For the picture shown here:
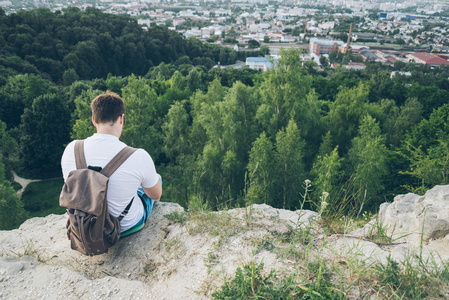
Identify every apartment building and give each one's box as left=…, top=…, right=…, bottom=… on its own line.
left=309, top=38, right=345, bottom=55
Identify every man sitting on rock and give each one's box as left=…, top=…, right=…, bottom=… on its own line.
left=61, top=91, right=162, bottom=232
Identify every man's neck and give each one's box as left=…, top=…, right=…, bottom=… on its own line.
left=96, top=124, right=122, bottom=139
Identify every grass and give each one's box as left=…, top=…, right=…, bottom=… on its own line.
left=164, top=210, right=188, bottom=225
left=21, top=178, right=66, bottom=218
left=212, top=261, right=343, bottom=300
left=166, top=180, right=449, bottom=299
left=7, top=237, right=46, bottom=262
left=212, top=216, right=449, bottom=300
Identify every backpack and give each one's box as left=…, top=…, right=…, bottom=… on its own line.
left=59, top=140, right=137, bottom=256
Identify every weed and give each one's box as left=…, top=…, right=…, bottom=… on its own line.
left=365, top=217, right=394, bottom=244
left=204, top=252, right=220, bottom=272
left=213, top=261, right=343, bottom=299
left=8, top=236, right=46, bottom=263
left=212, top=262, right=291, bottom=299
left=143, top=259, right=159, bottom=276
left=251, top=233, right=275, bottom=255
left=186, top=210, right=242, bottom=248
left=164, top=210, right=188, bottom=224
left=297, top=179, right=312, bottom=228
left=244, top=171, right=254, bottom=227
left=164, top=236, right=182, bottom=253
left=375, top=255, right=427, bottom=299
left=188, top=195, right=209, bottom=214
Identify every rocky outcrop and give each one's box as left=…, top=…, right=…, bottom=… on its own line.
left=379, top=185, right=449, bottom=243
left=1, top=186, right=449, bottom=299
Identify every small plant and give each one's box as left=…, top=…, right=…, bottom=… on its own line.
left=365, top=216, right=394, bottom=244
left=188, top=195, right=209, bottom=214
left=251, top=234, right=275, bottom=255
left=213, top=261, right=343, bottom=299
left=9, top=237, right=46, bottom=263
left=375, top=255, right=427, bottom=299
left=164, top=210, right=188, bottom=224
left=212, top=262, right=294, bottom=299
left=318, top=191, right=329, bottom=217
left=204, top=252, right=220, bottom=272
left=186, top=210, right=243, bottom=252
left=164, top=236, right=182, bottom=253
left=297, top=179, right=312, bottom=228
left=143, top=259, right=158, bottom=276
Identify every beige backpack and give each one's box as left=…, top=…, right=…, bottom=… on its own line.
left=59, top=140, right=136, bottom=256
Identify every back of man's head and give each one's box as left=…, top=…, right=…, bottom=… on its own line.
left=91, top=92, right=125, bottom=124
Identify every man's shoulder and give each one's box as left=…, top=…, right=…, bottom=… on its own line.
left=129, top=148, right=153, bottom=161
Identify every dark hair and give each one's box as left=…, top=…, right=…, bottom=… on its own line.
left=91, top=91, right=125, bottom=124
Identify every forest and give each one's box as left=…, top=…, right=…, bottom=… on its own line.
left=1, top=7, right=449, bottom=231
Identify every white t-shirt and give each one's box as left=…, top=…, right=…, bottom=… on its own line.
left=61, top=134, right=159, bottom=231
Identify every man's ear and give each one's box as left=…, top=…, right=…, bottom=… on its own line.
left=92, top=115, right=97, bottom=127
left=119, top=114, right=124, bottom=125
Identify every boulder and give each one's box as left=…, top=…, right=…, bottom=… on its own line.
left=379, top=185, right=449, bottom=243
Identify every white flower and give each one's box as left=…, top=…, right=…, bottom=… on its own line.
left=304, top=179, right=311, bottom=185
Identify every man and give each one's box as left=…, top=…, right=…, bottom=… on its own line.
left=61, top=92, right=162, bottom=232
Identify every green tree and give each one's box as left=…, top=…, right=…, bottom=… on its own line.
left=400, top=139, right=449, bottom=194
left=310, top=146, right=343, bottom=211
left=195, top=81, right=256, bottom=203
left=319, top=55, right=329, bottom=67
left=71, top=89, right=102, bottom=140
left=186, top=67, right=206, bottom=92
left=383, top=98, right=423, bottom=147
left=0, top=74, right=49, bottom=129
left=20, top=93, right=71, bottom=177
left=162, top=100, right=194, bottom=205
left=327, top=82, right=370, bottom=154
left=399, top=103, right=449, bottom=192
left=0, top=179, right=28, bottom=230
left=63, top=68, right=79, bottom=86
left=0, top=121, right=19, bottom=180
left=274, top=120, right=305, bottom=209
left=260, top=45, right=270, bottom=55
left=247, top=132, right=275, bottom=205
left=170, top=71, right=187, bottom=91
left=121, top=75, right=163, bottom=161
left=348, top=115, right=389, bottom=208
left=257, top=48, right=312, bottom=138
left=248, top=39, right=260, bottom=48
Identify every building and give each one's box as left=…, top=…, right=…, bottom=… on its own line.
left=246, top=57, right=274, bottom=71
left=360, top=50, right=380, bottom=61
left=173, top=18, right=185, bottom=27
left=390, top=71, right=412, bottom=79
left=309, top=38, right=345, bottom=55
left=346, top=62, right=366, bottom=70
left=408, top=52, right=449, bottom=66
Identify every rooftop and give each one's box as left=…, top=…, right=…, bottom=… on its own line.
left=410, top=52, right=449, bottom=65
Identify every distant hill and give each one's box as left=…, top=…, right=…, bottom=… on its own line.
left=0, top=7, right=240, bottom=85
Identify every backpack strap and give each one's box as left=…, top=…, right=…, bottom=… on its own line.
left=117, top=197, right=134, bottom=221
left=100, top=146, right=137, bottom=178
left=74, top=140, right=88, bottom=169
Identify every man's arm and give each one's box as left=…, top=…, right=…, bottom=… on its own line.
left=142, top=174, right=162, bottom=201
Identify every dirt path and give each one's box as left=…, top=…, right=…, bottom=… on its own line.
left=12, top=171, right=41, bottom=196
